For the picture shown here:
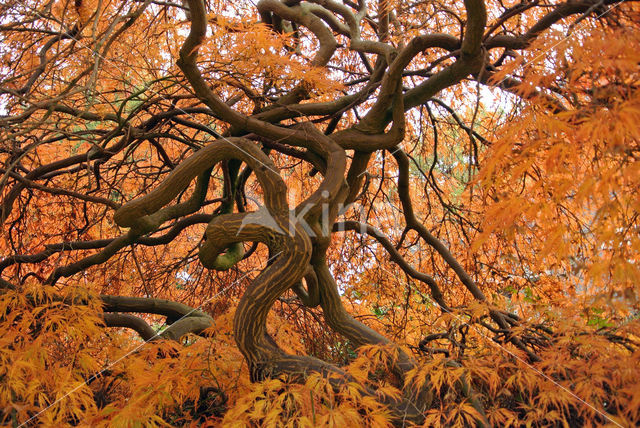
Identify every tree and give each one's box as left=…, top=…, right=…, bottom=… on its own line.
left=1, top=0, right=639, bottom=425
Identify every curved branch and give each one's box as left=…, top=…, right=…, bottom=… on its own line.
left=178, top=0, right=330, bottom=151
left=484, top=0, right=625, bottom=50
left=291, top=265, right=320, bottom=307
left=102, top=313, right=156, bottom=341
left=258, top=0, right=337, bottom=67
left=114, top=137, right=287, bottom=232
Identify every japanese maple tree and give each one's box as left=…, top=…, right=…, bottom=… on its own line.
left=1, top=0, right=639, bottom=426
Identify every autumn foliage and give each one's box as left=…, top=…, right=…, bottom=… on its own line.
left=1, top=0, right=640, bottom=426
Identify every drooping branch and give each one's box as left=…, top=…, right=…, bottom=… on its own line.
left=334, top=221, right=448, bottom=309
left=391, top=149, right=487, bottom=301
left=390, top=149, right=541, bottom=360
